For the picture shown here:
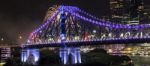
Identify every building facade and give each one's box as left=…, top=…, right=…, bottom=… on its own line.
left=142, top=5, right=150, bottom=24
left=110, top=0, right=144, bottom=25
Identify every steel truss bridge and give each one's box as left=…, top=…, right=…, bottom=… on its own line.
left=21, top=5, right=150, bottom=65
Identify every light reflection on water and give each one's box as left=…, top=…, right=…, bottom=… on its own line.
left=131, top=56, right=150, bottom=66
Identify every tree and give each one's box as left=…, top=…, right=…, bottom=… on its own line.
left=82, top=48, right=111, bottom=65
left=90, top=48, right=107, bottom=54
left=3, top=57, right=22, bottom=66
left=39, top=49, right=60, bottom=65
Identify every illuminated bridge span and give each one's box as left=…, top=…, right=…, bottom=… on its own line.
left=22, top=5, right=150, bottom=65
left=25, top=6, right=150, bottom=47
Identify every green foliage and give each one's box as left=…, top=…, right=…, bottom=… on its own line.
left=90, top=48, right=107, bottom=54
left=3, top=57, right=22, bottom=66
left=110, top=55, right=133, bottom=66
left=82, top=48, right=111, bottom=65
left=39, top=49, right=61, bottom=65
left=81, top=48, right=133, bottom=66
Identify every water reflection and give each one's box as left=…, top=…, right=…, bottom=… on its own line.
left=131, top=56, right=150, bottom=66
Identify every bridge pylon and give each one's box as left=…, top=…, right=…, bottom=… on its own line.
left=59, top=47, right=81, bottom=64
left=21, top=48, right=40, bottom=65
left=59, top=7, right=82, bottom=64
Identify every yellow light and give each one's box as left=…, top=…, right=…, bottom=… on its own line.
left=127, top=51, right=131, bottom=53
left=0, top=62, right=5, bottom=66
left=127, top=48, right=131, bottom=50
left=108, top=49, right=113, bottom=53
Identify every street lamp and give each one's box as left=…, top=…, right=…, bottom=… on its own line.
left=1, top=38, right=4, bottom=41
left=18, top=35, right=24, bottom=44
left=92, top=30, right=96, bottom=39
left=19, top=36, right=23, bottom=39
left=93, top=30, right=96, bottom=33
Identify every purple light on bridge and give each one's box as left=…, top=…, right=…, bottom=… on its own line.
left=26, top=6, right=150, bottom=45
left=28, top=10, right=60, bottom=42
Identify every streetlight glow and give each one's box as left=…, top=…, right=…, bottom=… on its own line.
left=1, top=38, right=4, bottom=41
left=19, top=36, right=23, bottom=39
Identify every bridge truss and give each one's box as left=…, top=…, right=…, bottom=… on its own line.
left=22, top=5, right=150, bottom=65
left=25, top=6, right=150, bottom=46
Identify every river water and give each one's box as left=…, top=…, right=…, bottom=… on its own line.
left=131, top=56, right=150, bottom=66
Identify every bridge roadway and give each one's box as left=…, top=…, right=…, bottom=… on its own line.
left=23, top=38, right=150, bottom=48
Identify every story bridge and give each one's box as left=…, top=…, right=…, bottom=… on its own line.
left=21, top=5, right=150, bottom=65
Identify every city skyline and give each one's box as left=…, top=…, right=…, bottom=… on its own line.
left=0, top=0, right=150, bottom=44
left=0, top=1, right=150, bottom=66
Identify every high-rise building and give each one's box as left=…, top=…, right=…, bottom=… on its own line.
left=141, top=5, right=150, bottom=24
left=0, top=48, right=11, bottom=62
left=110, top=0, right=144, bottom=25
left=110, top=0, right=124, bottom=23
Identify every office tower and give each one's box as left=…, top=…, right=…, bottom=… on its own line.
left=110, top=0, right=144, bottom=25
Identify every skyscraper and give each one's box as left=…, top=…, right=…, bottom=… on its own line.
left=110, top=0, right=124, bottom=23
left=110, top=0, right=144, bottom=25
left=142, top=5, right=150, bottom=24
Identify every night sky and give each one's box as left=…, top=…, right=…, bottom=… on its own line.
left=0, top=0, right=149, bottom=44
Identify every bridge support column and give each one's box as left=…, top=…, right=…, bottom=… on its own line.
left=71, top=47, right=82, bottom=64
left=21, top=48, right=40, bottom=65
left=59, top=47, right=81, bottom=64
left=59, top=48, right=68, bottom=64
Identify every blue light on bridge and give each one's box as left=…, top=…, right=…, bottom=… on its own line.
left=59, top=48, right=82, bottom=64
left=21, top=49, right=40, bottom=65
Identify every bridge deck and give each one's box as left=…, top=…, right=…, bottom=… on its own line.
left=23, top=38, right=150, bottom=48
